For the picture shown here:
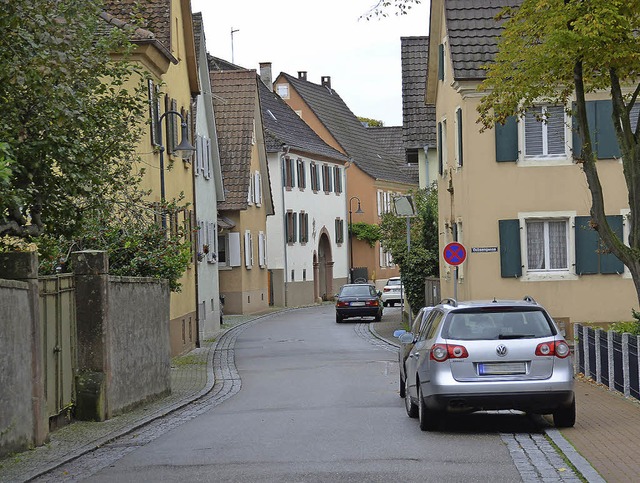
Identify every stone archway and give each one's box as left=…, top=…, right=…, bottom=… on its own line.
left=316, top=230, right=334, bottom=301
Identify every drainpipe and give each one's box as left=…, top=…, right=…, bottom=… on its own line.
left=281, top=144, right=290, bottom=307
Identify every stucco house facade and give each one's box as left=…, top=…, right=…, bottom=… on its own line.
left=274, top=72, right=418, bottom=288
left=258, top=63, right=350, bottom=306
left=192, top=13, right=225, bottom=339
left=102, top=0, right=200, bottom=355
left=428, top=0, right=637, bottom=327
left=210, top=65, right=274, bottom=315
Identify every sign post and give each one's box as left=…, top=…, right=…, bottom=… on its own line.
left=443, top=242, right=466, bottom=301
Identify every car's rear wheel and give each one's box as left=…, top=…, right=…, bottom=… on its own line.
left=418, top=385, right=440, bottom=431
left=404, top=379, right=418, bottom=418
left=399, top=372, right=405, bottom=398
left=336, top=313, right=343, bottom=323
left=383, top=301, right=388, bottom=307
left=553, top=398, right=576, bottom=428
left=389, top=301, right=395, bottom=307
left=374, top=312, right=382, bottom=322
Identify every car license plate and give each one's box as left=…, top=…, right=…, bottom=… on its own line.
left=350, top=301, right=365, bottom=306
left=478, top=362, right=526, bottom=375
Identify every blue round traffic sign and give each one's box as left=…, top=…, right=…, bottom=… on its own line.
left=443, top=242, right=466, bottom=266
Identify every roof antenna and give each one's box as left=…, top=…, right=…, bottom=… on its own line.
left=231, top=27, right=240, bottom=64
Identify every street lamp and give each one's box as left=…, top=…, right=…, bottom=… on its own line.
left=348, top=196, right=364, bottom=283
left=157, top=110, right=196, bottom=228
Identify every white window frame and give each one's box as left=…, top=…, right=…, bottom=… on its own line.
left=518, top=210, right=578, bottom=282
left=519, top=105, right=572, bottom=167
left=276, top=84, right=289, bottom=99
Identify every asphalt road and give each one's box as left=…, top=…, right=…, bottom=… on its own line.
left=37, top=305, right=578, bottom=482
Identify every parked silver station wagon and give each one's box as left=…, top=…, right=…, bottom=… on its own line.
left=400, top=297, right=575, bottom=431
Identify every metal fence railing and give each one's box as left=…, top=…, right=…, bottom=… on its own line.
left=574, top=323, right=640, bottom=400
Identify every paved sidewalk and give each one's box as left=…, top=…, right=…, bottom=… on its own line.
left=0, top=312, right=273, bottom=483
left=3, top=305, right=640, bottom=482
left=371, top=312, right=640, bottom=483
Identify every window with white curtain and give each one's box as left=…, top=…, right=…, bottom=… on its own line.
left=526, top=219, right=568, bottom=271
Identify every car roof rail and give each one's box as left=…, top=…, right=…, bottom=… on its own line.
left=440, top=297, right=457, bottom=307
left=523, top=295, right=537, bottom=304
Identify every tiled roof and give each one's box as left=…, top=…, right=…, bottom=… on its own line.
left=401, top=36, right=436, bottom=148
left=368, top=126, right=419, bottom=181
left=210, top=69, right=259, bottom=211
left=208, top=55, right=244, bottom=72
left=446, top=0, right=522, bottom=80
left=281, top=73, right=417, bottom=185
left=100, top=0, right=176, bottom=64
left=258, top=81, right=349, bottom=162
left=192, top=12, right=203, bottom=60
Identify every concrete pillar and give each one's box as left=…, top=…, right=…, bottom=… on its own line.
left=0, top=251, right=48, bottom=446
left=72, top=250, right=110, bottom=421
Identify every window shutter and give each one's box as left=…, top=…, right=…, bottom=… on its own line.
left=254, top=171, right=262, bottom=205
left=293, top=213, right=298, bottom=242
left=228, top=232, right=241, bottom=267
left=495, top=116, right=518, bottom=162
left=258, top=231, right=266, bottom=267
left=437, top=122, right=443, bottom=174
left=600, top=215, right=624, bottom=274
left=437, top=43, right=444, bottom=81
left=244, top=230, right=252, bottom=268
left=595, top=100, right=621, bottom=159
left=572, top=101, right=596, bottom=160
left=575, top=216, right=599, bottom=275
left=499, top=219, right=522, bottom=277
left=456, top=108, right=463, bottom=167
left=204, top=138, right=211, bottom=179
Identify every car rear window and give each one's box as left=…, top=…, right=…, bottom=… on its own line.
left=340, top=285, right=375, bottom=297
left=387, top=279, right=401, bottom=286
left=443, top=310, right=554, bottom=340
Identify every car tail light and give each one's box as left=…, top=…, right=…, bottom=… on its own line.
left=430, top=343, right=469, bottom=362
left=383, top=288, right=391, bottom=292
left=535, top=340, right=570, bottom=358
left=366, top=299, right=379, bottom=307
left=336, top=301, right=349, bottom=307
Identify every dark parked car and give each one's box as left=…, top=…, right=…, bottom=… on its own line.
left=335, top=283, right=383, bottom=323
left=401, top=297, right=575, bottom=431
left=394, top=306, right=433, bottom=397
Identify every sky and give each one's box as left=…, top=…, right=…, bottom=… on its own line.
left=190, top=0, right=430, bottom=127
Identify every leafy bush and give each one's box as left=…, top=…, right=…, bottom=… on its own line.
left=609, top=309, right=640, bottom=335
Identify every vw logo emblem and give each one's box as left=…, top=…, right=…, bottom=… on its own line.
left=496, top=344, right=508, bottom=357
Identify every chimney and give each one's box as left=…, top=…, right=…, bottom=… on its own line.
left=298, top=71, right=307, bottom=81
left=259, top=62, right=273, bottom=91
left=321, top=76, right=331, bottom=89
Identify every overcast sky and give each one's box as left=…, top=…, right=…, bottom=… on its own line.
left=190, top=0, right=430, bottom=127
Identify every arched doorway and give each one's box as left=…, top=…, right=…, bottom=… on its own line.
left=315, top=230, right=334, bottom=301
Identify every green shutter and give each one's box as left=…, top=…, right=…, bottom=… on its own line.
left=499, top=219, right=522, bottom=278
left=600, top=215, right=624, bottom=274
left=438, top=44, right=444, bottom=81
left=457, top=108, right=463, bottom=167
left=572, top=101, right=597, bottom=160
left=495, top=116, right=518, bottom=162
left=575, top=216, right=599, bottom=275
left=594, top=100, right=621, bottom=159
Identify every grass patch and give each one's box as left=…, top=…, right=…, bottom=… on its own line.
left=171, top=354, right=206, bottom=367
left=544, top=433, right=589, bottom=483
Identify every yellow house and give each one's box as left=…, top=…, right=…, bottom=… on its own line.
left=209, top=65, right=274, bottom=314
left=102, top=0, right=199, bottom=355
left=428, top=0, right=637, bottom=328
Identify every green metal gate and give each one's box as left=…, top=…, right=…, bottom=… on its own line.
left=39, top=274, right=76, bottom=423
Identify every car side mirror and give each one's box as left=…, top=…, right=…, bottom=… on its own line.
left=393, top=329, right=406, bottom=338
left=399, top=332, right=415, bottom=344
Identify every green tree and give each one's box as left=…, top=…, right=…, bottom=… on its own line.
left=477, top=0, right=640, bottom=308
left=361, top=0, right=422, bottom=19
left=0, top=0, right=147, bottom=239
left=379, top=185, right=439, bottom=311
left=358, top=117, right=384, bottom=127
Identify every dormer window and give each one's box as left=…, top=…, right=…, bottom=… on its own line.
left=277, top=84, right=289, bottom=99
